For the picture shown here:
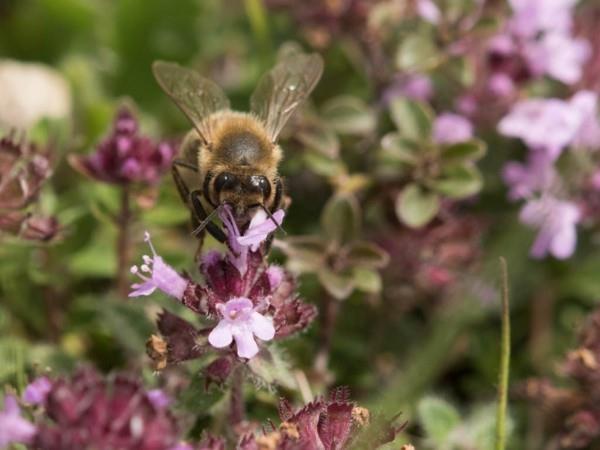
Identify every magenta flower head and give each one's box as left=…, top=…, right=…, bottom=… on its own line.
left=0, top=394, right=37, bottom=448
left=208, top=297, right=275, bottom=359
left=133, top=208, right=315, bottom=368
left=234, top=387, right=406, bottom=449
left=432, top=112, right=474, bottom=145
left=25, top=367, right=181, bottom=450
left=129, top=231, right=189, bottom=300
left=69, top=105, right=177, bottom=186
left=520, top=195, right=580, bottom=259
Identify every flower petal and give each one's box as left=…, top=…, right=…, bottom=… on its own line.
left=233, top=330, right=259, bottom=359
left=208, top=321, right=233, bottom=348
left=151, top=256, right=188, bottom=300
left=129, top=280, right=157, bottom=297
left=250, top=312, right=275, bottom=341
left=23, top=377, right=52, bottom=405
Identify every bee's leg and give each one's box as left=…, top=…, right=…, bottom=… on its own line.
left=172, top=159, right=197, bottom=203
left=189, top=189, right=227, bottom=244
left=172, top=161, right=203, bottom=239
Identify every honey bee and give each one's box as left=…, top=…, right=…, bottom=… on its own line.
left=152, top=48, right=323, bottom=244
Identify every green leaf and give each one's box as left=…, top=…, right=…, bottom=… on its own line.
left=248, top=345, right=297, bottom=390
left=389, top=98, right=434, bottom=142
left=303, top=151, right=346, bottom=178
left=380, top=133, right=421, bottom=165
left=441, top=139, right=486, bottom=165
left=177, top=374, right=225, bottom=413
left=465, top=403, right=513, bottom=450
left=395, top=33, right=440, bottom=72
left=418, top=396, right=462, bottom=445
left=321, top=194, right=361, bottom=244
left=297, top=123, right=340, bottom=158
left=317, top=268, right=355, bottom=300
left=346, top=241, right=389, bottom=269
left=352, top=267, right=382, bottom=293
left=431, top=164, right=483, bottom=198
left=321, top=96, right=376, bottom=135
left=282, top=236, right=327, bottom=274
left=396, top=183, right=440, bottom=228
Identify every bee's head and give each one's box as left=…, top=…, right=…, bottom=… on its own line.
left=212, top=171, right=272, bottom=219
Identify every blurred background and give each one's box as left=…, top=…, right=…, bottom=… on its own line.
left=2, top=0, right=600, bottom=448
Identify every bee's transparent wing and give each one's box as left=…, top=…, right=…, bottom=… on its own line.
left=250, top=49, right=323, bottom=142
left=152, top=61, right=230, bottom=146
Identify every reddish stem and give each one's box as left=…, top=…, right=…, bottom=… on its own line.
left=116, top=186, right=132, bottom=297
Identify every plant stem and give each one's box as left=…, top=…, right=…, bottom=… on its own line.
left=229, top=365, right=245, bottom=426
left=495, top=257, right=511, bottom=450
left=314, top=291, right=340, bottom=378
left=116, top=185, right=132, bottom=296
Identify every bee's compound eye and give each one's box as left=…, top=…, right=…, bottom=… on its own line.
left=214, top=172, right=237, bottom=193
left=250, top=175, right=271, bottom=199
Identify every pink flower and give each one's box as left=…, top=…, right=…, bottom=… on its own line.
left=570, top=90, right=600, bottom=150
left=524, top=32, right=590, bottom=85
left=219, top=206, right=285, bottom=275
left=146, top=389, right=171, bottom=410
left=520, top=195, right=580, bottom=259
left=129, top=232, right=188, bottom=300
left=498, top=98, right=581, bottom=159
left=383, top=74, right=433, bottom=103
left=507, top=0, right=576, bottom=38
left=416, top=0, right=441, bottom=24
left=208, top=297, right=275, bottom=359
left=432, top=113, right=474, bottom=145
left=0, top=395, right=36, bottom=448
left=503, top=150, right=557, bottom=200
left=23, top=376, right=52, bottom=405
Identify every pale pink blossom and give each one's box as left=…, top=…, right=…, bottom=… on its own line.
left=520, top=195, right=580, bottom=259
left=570, top=91, right=600, bottom=150
left=219, top=206, right=285, bottom=275
left=524, top=33, right=590, bottom=85
left=0, top=395, right=36, bottom=448
left=129, top=231, right=188, bottom=299
left=503, top=150, right=557, bottom=200
left=416, top=0, right=441, bottom=24
left=23, top=376, right=52, bottom=405
left=208, top=297, right=275, bottom=359
left=433, top=113, right=474, bottom=145
left=498, top=98, right=581, bottom=159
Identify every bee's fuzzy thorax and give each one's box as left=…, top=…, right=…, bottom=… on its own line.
left=198, top=111, right=282, bottom=180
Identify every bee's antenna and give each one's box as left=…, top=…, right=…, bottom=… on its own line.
left=254, top=204, right=286, bottom=235
left=192, top=204, right=223, bottom=237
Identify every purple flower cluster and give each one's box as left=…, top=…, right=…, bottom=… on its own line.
left=69, top=106, right=176, bottom=186
left=499, top=90, right=600, bottom=259
left=0, top=368, right=182, bottom=450
left=486, top=0, right=589, bottom=96
left=130, top=206, right=316, bottom=363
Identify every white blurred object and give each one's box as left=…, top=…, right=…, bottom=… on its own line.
left=0, top=59, right=72, bottom=129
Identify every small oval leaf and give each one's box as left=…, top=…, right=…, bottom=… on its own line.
left=396, top=183, right=440, bottom=228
